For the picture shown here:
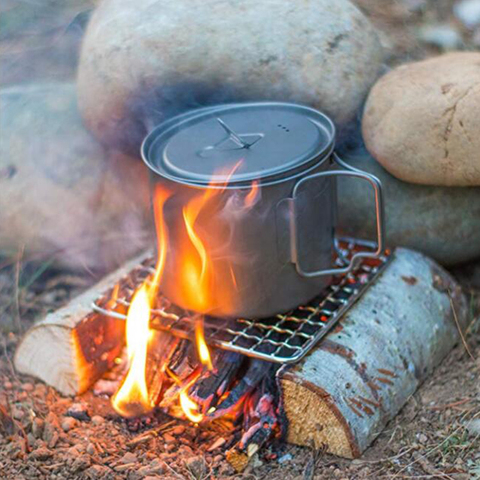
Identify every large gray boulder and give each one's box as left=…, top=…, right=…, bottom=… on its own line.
left=77, top=0, right=384, bottom=154
left=362, top=53, right=480, bottom=187
left=337, top=147, right=480, bottom=266
left=0, top=83, right=151, bottom=270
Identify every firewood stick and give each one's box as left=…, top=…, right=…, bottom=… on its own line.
left=277, top=248, right=469, bottom=459
left=14, top=252, right=152, bottom=395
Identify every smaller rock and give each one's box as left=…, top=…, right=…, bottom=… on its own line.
left=150, top=459, right=166, bottom=473
left=86, top=443, right=96, bottom=455
left=178, top=445, right=193, bottom=456
left=21, top=383, right=34, bottom=392
left=454, top=0, right=480, bottom=28
left=120, top=451, right=138, bottom=464
left=207, top=437, right=226, bottom=452
left=29, top=447, right=53, bottom=460
left=171, top=425, right=185, bottom=436
left=465, top=418, right=480, bottom=435
left=34, top=384, right=47, bottom=396
left=163, top=432, right=175, bottom=444
left=27, top=433, right=36, bottom=446
left=114, top=463, right=136, bottom=472
left=67, top=445, right=82, bottom=456
left=418, top=24, right=462, bottom=50
left=213, top=454, right=223, bottom=464
left=136, top=465, right=152, bottom=477
left=91, top=415, right=104, bottom=425
left=31, top=418, right=44, bottom=438
left=136, top=459, right=166, bottom=477
left=3, top=381, right=13, bottom=390
left=47, top=432, right=59, bottom=449
left=84, top=465, right=111, bottom=479
left=11, top=407, right=24, bottom=421
left=185, top=456, right=206, bottom=479
left=278, top=453, right=293, bottom=463
left=93, top=379, right=119, bottom=396
left=66, top=403, right=91, bottom=422
left=71, top=454, right=92, bottom=473
left=417, top=433, right=428, bottom=444
left=61, top=417, right=77, bottom=432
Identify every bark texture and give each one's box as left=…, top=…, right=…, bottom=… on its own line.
left=278, top=248, right=468, bottom=458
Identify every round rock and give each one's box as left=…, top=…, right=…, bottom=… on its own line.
left=0, top=83, right=151, bottom=270
left=337, top=147, right=480, bottom=266
left=77, top=0, right=383, bottom=154
left=362, top=53, right=480, bottom=186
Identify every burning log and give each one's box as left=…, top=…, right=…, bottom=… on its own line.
left=188, top=350, right=244, bottom=413
left=226, top=373, right=282, bottom=472
left=277, top=248, right=469, bottom=458
left=14, top=246, right=469, bottom=466
left=211, top=359, right=273, bottom=418
left=14, top=252, right=151, bottom=395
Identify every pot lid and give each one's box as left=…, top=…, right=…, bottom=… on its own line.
left=142, top=102, right=335, bottom=186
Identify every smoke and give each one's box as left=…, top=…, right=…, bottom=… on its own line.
left=0, top=1, right=94, bottom=86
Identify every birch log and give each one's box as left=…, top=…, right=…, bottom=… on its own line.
left=278, top=248, right=469, bottom=458
left=14, top=252, right=152, bottom=395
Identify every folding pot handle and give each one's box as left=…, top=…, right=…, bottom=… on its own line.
left=292, top=152, right=386, bottom=278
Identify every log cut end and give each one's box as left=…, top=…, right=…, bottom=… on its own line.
left=14, top=314, right=125, bottom=396
left=14, top=252, right=149, bottom=395
left=15, top=324, right=79, bottom=396
left=281, top=377, right=358, bottom=458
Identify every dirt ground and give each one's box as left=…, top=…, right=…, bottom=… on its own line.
left=2, top=0, right=480, bottom=478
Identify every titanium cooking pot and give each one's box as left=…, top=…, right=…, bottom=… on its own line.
left=141, top=102, right=385, bottom=318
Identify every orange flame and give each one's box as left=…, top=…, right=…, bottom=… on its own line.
left=244, top=180, right=259, bottom=208
left=111, top=283, right=153, bottom=417
left=195, top=318, right=213, bottom=371
left=180, top=391, right=203, bottom=423
left=111, top=187, right=170, bottom=417
left=112, top=162, right=261, bottom=423
left=181, top=190, right=215, bottom=312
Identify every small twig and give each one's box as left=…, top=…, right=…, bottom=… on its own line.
left=164, top=461, right=186, bottom=479
left=351, top=446, right=415, bottom=465
left=448, top=290, right=475, bottom=361
left=380, top=475, right=459, bottom=479
left=428, top=398, right=472, bottom=411
left=14, top=245, right=25, bottom=332
left=2, top=336, right=19, bottom=383
left=126, top=419, right=176, bottom=447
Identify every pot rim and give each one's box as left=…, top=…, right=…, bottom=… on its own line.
left=141, top=102, right=336, bottom=188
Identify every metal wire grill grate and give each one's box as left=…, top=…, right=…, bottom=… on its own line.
left=92, top=238, right=391, bottom=364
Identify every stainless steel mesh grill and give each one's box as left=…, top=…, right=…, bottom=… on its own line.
left=92, top=238, right=391, bottom=364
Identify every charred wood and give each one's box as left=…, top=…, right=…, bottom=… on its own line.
left=211, top=359, right=272, bottom=419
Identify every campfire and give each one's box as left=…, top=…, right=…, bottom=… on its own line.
left=13, top=102, right=469, bottom=472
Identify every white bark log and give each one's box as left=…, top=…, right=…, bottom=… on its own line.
left=14, top=252, right=151, bottom=395
left=278, top=248, right=469, bottom=458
